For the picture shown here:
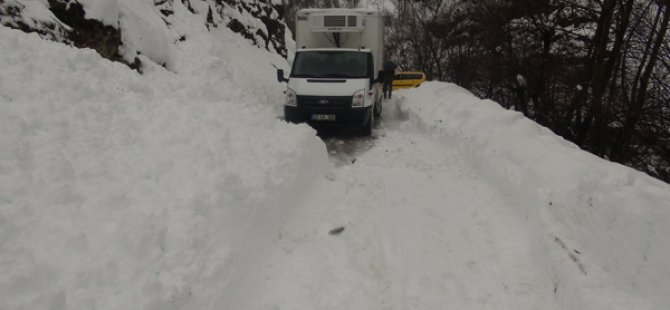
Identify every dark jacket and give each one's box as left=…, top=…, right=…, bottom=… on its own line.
left=381, top=61, right=398, bottom=83
left=383, top=60, right=398, bottom=72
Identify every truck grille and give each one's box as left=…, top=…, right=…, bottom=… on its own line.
left=297, top=95, right=352, bottom=108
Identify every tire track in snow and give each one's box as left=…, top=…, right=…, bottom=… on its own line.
left=245, top=98, right=555, bottom=309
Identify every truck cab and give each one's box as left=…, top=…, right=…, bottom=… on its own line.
left=277, top=9, right=384, bottom=135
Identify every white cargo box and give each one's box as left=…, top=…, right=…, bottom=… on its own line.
left=295, top=8, right=384, bottom=73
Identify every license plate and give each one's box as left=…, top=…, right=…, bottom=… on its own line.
left=311, top=114, right=336, bottom=121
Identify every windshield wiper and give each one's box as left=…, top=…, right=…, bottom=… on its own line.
left=291, top=73, right=318, bottom=78
left=294, top=73, right=362, bottom=78
left=320, top=73, right=352, bottom=78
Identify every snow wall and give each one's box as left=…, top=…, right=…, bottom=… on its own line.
left=0, top=1, right=326, bottom=307
left=398, top=82, right=670, bottom=309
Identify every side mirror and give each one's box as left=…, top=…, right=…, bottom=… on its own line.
left=277, top=69, right=288, bottom=83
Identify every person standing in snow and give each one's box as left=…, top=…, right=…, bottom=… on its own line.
left=380, top=60, right=398, bottom=99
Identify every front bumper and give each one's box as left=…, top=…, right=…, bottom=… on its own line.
left=285, top=105, right=372, bottom=126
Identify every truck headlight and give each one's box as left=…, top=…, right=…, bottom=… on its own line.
left=285, top=87, right=297, bottom=106
left=351, top=89, right=365, bottom=107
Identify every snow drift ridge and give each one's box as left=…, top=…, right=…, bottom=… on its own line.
left=398, top=82, right=670, bottom=308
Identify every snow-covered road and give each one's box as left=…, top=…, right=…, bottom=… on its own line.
left=220, top=99, right=555, bottom=309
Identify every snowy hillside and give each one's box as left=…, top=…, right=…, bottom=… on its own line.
left=1, top=0, right=288, bottom=68
left=2, top=1, right=670, bottom=309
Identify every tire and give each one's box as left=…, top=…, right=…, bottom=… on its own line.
left=373, top=97, right=382, bottom=117
left=362, top=111, right=373, bottom=136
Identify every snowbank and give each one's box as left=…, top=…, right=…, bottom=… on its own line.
left=0, top=24, right=327, bottom=309
left=396, top=82, right=670, bottom=308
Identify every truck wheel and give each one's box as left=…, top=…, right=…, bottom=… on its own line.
left=362, top=112, right=373, bottom=136
left=373, top=98, right=382, bottom=117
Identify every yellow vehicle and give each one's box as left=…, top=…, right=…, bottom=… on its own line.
left=392, top=71, right=426, bottom=90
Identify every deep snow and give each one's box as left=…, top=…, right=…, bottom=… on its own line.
left=2, top=2, right=670, bottom=309
left=220, top=85, right=670, bottom=309
left=0, top=10, right=327, bottom=308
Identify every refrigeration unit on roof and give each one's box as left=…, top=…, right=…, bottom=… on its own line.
left=308, top=12, right=365, bottom=32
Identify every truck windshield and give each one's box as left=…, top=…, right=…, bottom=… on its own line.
left=291, top=51, right=370, bottom=79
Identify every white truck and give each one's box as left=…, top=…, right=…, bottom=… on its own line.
left=277, top=8, right=384, bottom=135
